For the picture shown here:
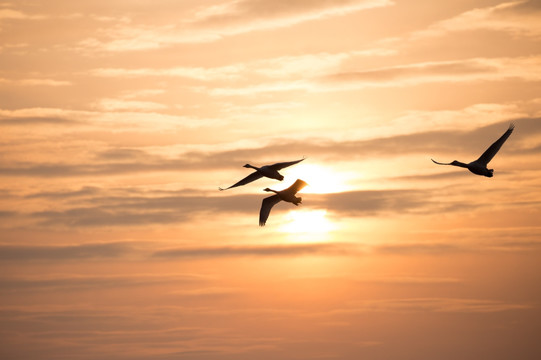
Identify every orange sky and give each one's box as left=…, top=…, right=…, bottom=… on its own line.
left=1, top=1, right=541, bottom=359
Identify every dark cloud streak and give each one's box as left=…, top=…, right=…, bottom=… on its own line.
left=0, top=117, right=80, bottom=126
left=7, top=186, right=487, bottom=228
left=0, top=118, right=538, bottom=178
left=323, top=60, right=495, bottom=83
left=0, top=242, right=136, bottom=261
left=152, top=242, right=359, bottom=259
left=0, top=273, right=209, bottom=292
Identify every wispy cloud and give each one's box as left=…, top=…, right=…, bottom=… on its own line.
left=321, top=55, right=541, bottom=88
left=0, top=116, right=80, bottom=126
left=334, top=298, right=532, bottom=313
left=1, top=118, right=537, bottom=180
left=0, top=106, right=216, bottom=132
left=89, top=49, right=394, bottom=81
left=188, top=0, right=394, bottom=38
left=0, top=242, right=137, bottom=261
left=0, top=273, right=210, bottom=291
left=409, top=0, right=541, bottom=39
left=191, top=0, right=393, bottom=24
left=0, top=78, right=71, bottom=86
left=0, top=303, right=283, bottom=360
left=209, top=56, right=541, bottom=95
left=90, top=65, right=246, bottom=81
left=152, top=242, right=358, bottom=258
left=78, top=0, right=393, bottom=51
left=94, top=98, right=168, bottom=112
left=0, top=183, right=517, bottom=229
left=0, top=8, right=45, bottom=21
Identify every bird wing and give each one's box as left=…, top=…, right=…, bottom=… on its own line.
left=219, top=171, right=263, bottom=191
left=285, top=179, right=308, bottom=194
left=431, top=158, right=453, bottom=165
left=259, top=194, right=281, bottom=226
left=268, top=158, right=305, bottom=171
left=476, top=123, right=515, bottom=166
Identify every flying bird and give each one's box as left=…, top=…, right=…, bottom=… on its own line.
left=431, top=123, right=515, bottom=177
left=259, top=179, right=308, bottom=226
left=219, top=158, right=305, bottom=191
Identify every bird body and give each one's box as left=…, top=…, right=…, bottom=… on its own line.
left=244, top=164, right=284, bottom=181
left=219, top=158, right=305, bottom=191
left=259, top=179, right=308, bottom=226
left=432, top=123, right=515, bottom=177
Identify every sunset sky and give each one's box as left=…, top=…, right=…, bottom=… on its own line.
left=1, top=1, right=541, bottom=359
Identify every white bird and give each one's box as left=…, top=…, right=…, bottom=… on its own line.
left=259, top=179, right=308, bottom=226
left=432, top=123, right=515, bottom=177
left=219, top=158, right=305, bottom=191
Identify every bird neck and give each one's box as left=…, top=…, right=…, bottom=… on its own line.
left=451, top=161, right=469, bottom=168
left=264, top=188, right=278, bottom=194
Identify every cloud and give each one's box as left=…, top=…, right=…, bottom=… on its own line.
left=0, top=302, right=283, bottom=360
left=320, top=56, right=541, bottom=87
left=188, top=0, right=395, bottom=42
left=90, top=65, right=246, bottom=81
left=307, top=189, right=431, bottom=216
left=78, top=0, right=393, bottom=51
left=94, top=98, right=168, bottom=112
left=1, top=118, right=537, bottom=179
left=4, top=185, right=456, bottom=228
left=30, top=206, right=193, bottom=227
left=208, top=56, right=541, bottom=95
left=409, top=0, right=541, bottom=39
left=373, top=242, right=465, bottom=255
left=0, top=242, right=136, bottom=261
left=0, top=116, right=79, bottom=126
left=508, top=0, right=541, bottom=12
left=152, top=242, right=358, bottom=258
left=326, top=59, right=495, bottom=82
left=0, top=106, right=217, bottom=132
left=362, top=276, right=462, bottom=285
left=0, top=8, right=45, bottom=21
left=25, top=186, right=101, bottom=199
left=293, top=273, right=462, bottom=285
left=0, top=210, right=17, bottom=218
left=0, top=78, right=71, bottom=86
left=334, top=298, right=532, bottom=314
left=210, top=80, right=312, bottom=96
left=89, top=49, right=394, bottom=82
left=120, top=89, right=165, bottom=99
left=0, top=273, right=210, bottom=292
left=169, top=287, right=241, bottom=297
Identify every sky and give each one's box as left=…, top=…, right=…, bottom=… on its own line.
left=1, top=0, right=541, bottom=359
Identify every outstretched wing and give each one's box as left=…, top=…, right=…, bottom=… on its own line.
left=219, top=171, right=263, bottom=191
left=476, top=123, right=515, bottom=166
left=268, top=158, right=305, bottom=171
left=285, top=179, right=308, bottom=194
left=431, top=159, right=453, bottom=166
left=259, top=194, right=281, bottom=226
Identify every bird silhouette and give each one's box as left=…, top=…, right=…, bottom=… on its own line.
left=259, top=179, right=308, bottom=226
left=431, top=123, right=515, bottom=177
left=219, top=158, right=305, bottom=191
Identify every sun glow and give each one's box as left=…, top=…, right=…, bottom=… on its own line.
left=278, top=210, right=335, bottom=235
left=283, top=163, right=349, bottom=194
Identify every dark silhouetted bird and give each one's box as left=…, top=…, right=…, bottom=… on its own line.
left=431, top=123, right=515, bottom=177
left=259, top=179, right=308, bottom=226
left=219, top=158, right=305, bottom=191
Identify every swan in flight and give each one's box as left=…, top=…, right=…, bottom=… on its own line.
left=432, top=123, right=515, bottom=177
left=259, top=179, right=308, bottom=226
left=219, top=158, right=305, bottom=191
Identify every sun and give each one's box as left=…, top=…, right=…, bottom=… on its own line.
left=278, top=210, right=335, bottom=235
left=283, top=163, right=349, bottom=194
